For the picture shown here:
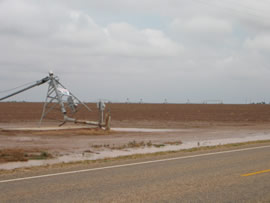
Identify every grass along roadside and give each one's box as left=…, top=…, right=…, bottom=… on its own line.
left=91, top=140, right=183, bottom=150
left=0, top=149, right=52, bottom=163
left=87, top=139, right=270, bottom=162
left=0, top=139, right=270, bottom=175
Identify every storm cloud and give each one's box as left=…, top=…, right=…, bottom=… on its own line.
left=0, top=0, right=270, bottom=103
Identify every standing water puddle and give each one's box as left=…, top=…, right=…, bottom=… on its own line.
left=111, top=128, right=187, bottom=132
left=0, top=133, right=270, bottom=170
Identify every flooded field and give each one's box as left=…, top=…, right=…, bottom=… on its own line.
left=1, top=102, right=270, bottom=170
left=1, top=127, right=270, bottom=170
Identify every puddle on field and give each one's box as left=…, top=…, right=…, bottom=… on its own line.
left=1, top=127, right=185, bottom=132
left=111, top=128, right=187, bottom=132
left=1, top=134, right=270, bottom=170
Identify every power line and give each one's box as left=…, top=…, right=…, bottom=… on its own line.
left=0, top=81, right=37, bottom=94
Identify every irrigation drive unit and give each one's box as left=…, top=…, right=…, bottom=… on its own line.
left=0, top=71, right=111, bottom=130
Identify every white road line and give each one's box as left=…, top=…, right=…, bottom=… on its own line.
left=0, top=145, right=270, bottom=184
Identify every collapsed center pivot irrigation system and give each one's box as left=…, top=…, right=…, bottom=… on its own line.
left=0, top=71, right=111, bottom=130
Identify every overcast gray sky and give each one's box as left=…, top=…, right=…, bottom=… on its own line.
left=0, top=0, right=270, bottom=103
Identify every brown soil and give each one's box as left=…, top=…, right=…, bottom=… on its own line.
left=1, top=102, right=270, bottom=126
left=0, top=128, right=113, bottom=136
left=0, top=102, right=270, bottom=164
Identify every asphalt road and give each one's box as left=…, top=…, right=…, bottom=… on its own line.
left=0, top=145, right=270, bottom=202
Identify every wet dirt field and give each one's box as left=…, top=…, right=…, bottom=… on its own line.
left=1, top=102, right=270, bottom=169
